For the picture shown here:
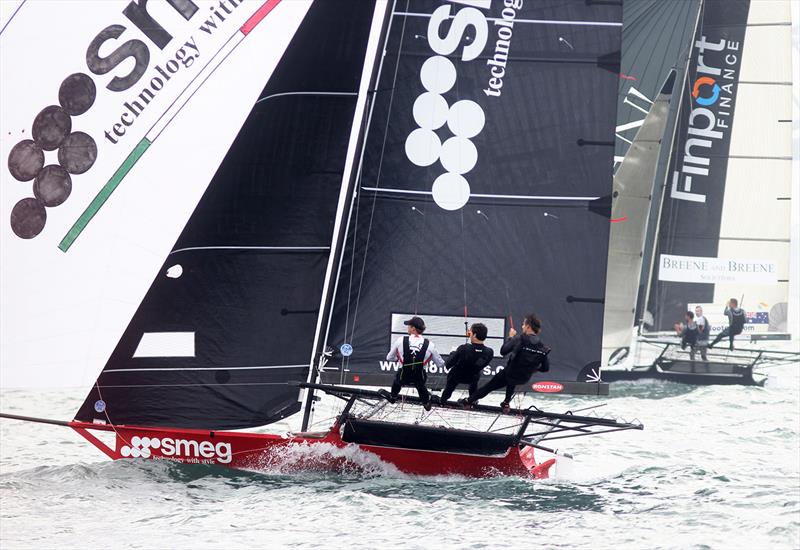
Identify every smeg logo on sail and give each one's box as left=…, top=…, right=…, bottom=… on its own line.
left=404, top=0, right=521, bottom=211
left=5, top=0, right=244, bottom=241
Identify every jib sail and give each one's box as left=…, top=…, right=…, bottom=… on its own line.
left=318, top=0, right=623, bottom=386
left=603, top=70, right=678, bottom=362
left=74, top=0, right=386, bottom=429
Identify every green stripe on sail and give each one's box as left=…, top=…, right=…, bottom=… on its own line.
left=59, top=138, right=151, bottom=252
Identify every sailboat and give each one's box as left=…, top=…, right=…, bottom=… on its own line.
left=1, top=0, right=643, bottom=477
left=601, top=0, right=800, bottom=385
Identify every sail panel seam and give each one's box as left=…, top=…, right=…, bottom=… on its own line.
left=102, top=365, right=308, bottom=373
left=255, top=91, right=358, bottom=104
left=392, top=12, right=622, bottom=27
left=169, top=246, right=330, bottom=255
left=361, top=187, right=600, bottom=201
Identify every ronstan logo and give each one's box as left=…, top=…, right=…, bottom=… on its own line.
left=531, top=381, right=563, bottom=393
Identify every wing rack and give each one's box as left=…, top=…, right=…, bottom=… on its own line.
left=301, top=383, right=643, bottom=455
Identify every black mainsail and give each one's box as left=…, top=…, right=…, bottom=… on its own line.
left=75, top=1, right=383, bottom=430
left=316, top=0, right=624, bottom=389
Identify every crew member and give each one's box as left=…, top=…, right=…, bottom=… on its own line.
left=709, top=298, right=746, bottom=350
left=438, top=323, right=494, bottom=403
left=694, top=305, right=709, bottom=361
left=385, top=316, right=444, bottom=410
left=677, top=310, right=703, bottom=361
left=466, top=313, right=550, bottom=413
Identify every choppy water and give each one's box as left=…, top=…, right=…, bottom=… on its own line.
left=2, top=360, right=799, bottom=549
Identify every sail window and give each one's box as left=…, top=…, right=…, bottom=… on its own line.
left=133, top=332, right=195, bottom=358
left=389, top=313, right=504, bottom=357
left=166, top=264, right=183, bottom=278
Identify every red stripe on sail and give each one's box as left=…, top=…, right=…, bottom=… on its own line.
left=241, top=0, right=282, bottom=35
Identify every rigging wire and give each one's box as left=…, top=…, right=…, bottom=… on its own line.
left=473, top=209, right=515, bottom=330
left=412, top=204, right=429, bottom=314
left=460, top=208, right=468, bottom=334
left=347, top=0, right=410, bottom=346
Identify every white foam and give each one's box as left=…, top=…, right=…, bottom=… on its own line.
left=246, top=442, right=403, bottom=477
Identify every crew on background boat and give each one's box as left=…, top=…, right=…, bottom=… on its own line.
left=466, top=314, right=550, bottom=413
left=676, top=311, right=705, bottom=361
left=385, top=316, right=443, bottom=410
left=694, top=305, right=709, bottom=360
left=709, top=298, right=746, bottom=350
left=438, top=323, right=494, bottom=403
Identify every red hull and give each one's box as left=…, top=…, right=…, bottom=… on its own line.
left=70, top=421, right=555, bottom=479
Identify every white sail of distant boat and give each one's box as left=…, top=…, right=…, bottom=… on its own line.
left=603, top=70, right=679, bottom=363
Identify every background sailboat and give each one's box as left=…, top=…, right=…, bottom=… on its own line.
left=602, top=0, right=800, bottom=384
left=645, top=0, right=795, bottom=341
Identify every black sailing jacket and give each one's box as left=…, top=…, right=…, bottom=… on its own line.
left=500, top=333, right=550, bottom=384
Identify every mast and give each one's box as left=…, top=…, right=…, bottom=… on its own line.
left=301, top=1, right=392, bottom=431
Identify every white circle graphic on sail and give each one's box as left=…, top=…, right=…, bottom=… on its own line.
left=447, top=100, right=485, bottom=138
left=405, top=128, right=442, bottom=167
left=420, top=56, right=456, bottom=94
left=413, top=92, right=449, bottom=130
left=440, top=137, right=477, bottom=175
left=432, top=173, right=470, bottom=211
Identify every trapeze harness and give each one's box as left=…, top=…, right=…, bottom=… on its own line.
left=398, top=336, right=429, bottom=384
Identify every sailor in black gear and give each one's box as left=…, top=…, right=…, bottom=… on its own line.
left=467, top=313, right=550, bottom=411
left=439, top=323, right=494, bottom=403
left=709, top=298, right=746, bottom=350
left=386, top=316, right=444, bottom=410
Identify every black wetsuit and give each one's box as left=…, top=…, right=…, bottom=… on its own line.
left=390, top=336, right=432, bottom=403
left=470, top=333, right=550, bottom=404
left=710, top=307, right=746, bottom=350
left=439, top=342, right=494, bottom=402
